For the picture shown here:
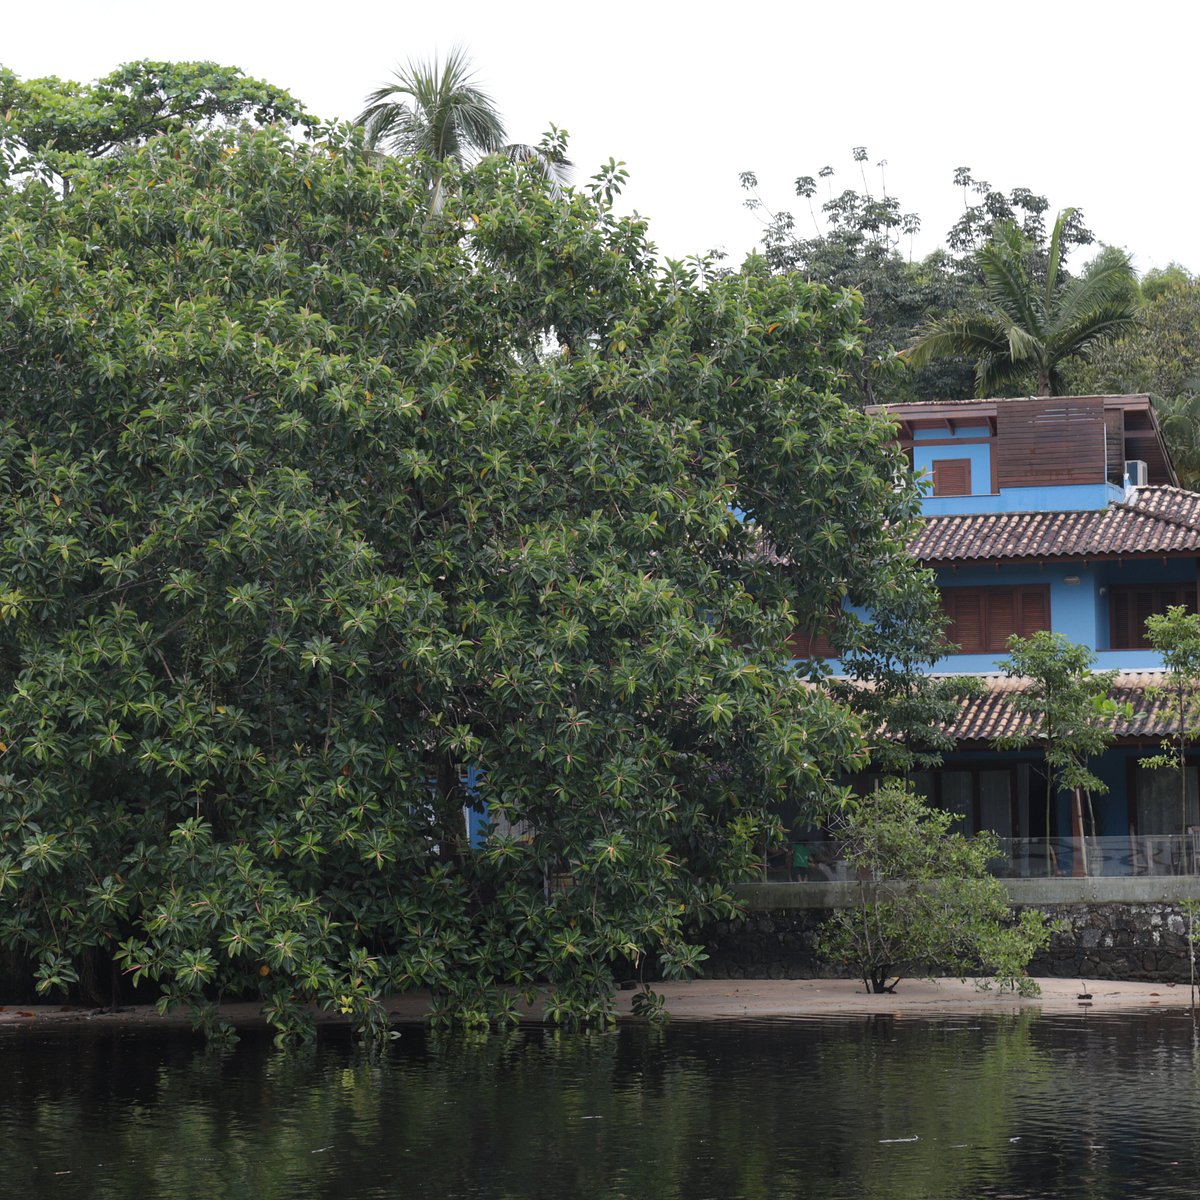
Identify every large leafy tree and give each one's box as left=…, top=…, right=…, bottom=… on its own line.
left=0, top=61, right=313, bottom=192
left=905, top=210, right=1139, bottom=396
left=741, top=158, right=970, bottom=405
left=739, top=156, right=1100, bottom=406
left=1065, top=270, right=1200, bottom=486
left=0, top=120, right=928, bottom=1038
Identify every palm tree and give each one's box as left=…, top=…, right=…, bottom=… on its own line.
left=1156, top=392, right=1200, bottom=489
left=904, top=209, right=1138, bottom=396
left=357, top=48, right=568, bottom=208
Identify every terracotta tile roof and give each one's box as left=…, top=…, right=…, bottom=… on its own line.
left=911, top=487, right=1200, bottom=564
left=941, top=670, right=1182, bottom=744
left=1124, top=485, right=1200, bottom=528
left=869, top=394, right=1150, bottom=413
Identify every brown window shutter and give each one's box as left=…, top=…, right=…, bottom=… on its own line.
left=942, top=588, right=984, bottom=653
left=788, top=627, right=836, bottom=659
left=1111, top=589, right=1131, bottom=648
left=942, top=585, right=1050, bottom=654
left=1109, top=584, right=1200, bottom=649
left=1017, top=587, right=1050, bottom=639
left=932, top=458, right=971, bottom=497
left=1135, top=591, right=1156, bottom=646
left=988, top=591, right=1017, bottom=646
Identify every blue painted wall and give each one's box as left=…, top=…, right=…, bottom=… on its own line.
left=926, top=559, right=1199, bottom=669
left=913, top=441, right=993, bottom=497
left=463, top=764, right=488, bottom=848
left=912, top=426, right=992, bottom=441
left=921, top=482, right=1124, bottom=517
left=931, top=562, right=1103, bottom=670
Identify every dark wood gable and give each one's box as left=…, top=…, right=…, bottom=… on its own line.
left=996, top=397, right=1105, bottom=488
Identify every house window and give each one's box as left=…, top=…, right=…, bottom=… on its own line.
left=1109, top=584, right=1198, bottom=649
left=788, top=627, right=836, bottom=659
left=932, top=458, right=971, bottom=496
left=940, top=585, right=1050, bottom=654
left=1132, top=763, right=1199, bottom=835
left=911, top=765, right=1017, bottom=838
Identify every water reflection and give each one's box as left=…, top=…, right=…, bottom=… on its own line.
left=3, top=1012, right=1200, bottom=1198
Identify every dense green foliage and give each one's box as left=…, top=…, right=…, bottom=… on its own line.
left=1143, top=607, right=1200, bottom=843
left=829, top=573, right=979, bottom=775
left=1066, top=269, right=1200, bottom=486
left=740, top=155, right=1101, bottom=405
left=815, top=782, right=1049, bottom=993
left=994, top=632, right=1128, bottom=875
left=0, top=61, right=313, bottom=191
left=906, top=211, right=1139, bottom=397
left=0, top=120, right=932, bottom=1038
left=1069, top=266, right=1200, bottom=401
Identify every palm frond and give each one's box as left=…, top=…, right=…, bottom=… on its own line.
left=1049, top=303, right=1141, bottom=366
left=1000, top=319, right=1042, bottom=364
left=976, top=351, right=1036, bottom=399
left=355, top=46, right=505, bottom=165
left=1049, top=251, right=1137, bottom=341
left=1043, top=207, right=1076, bottom=307
left=978, top=224, right=1044, bottom=336
left=904, top=313, right=1010, bottom=371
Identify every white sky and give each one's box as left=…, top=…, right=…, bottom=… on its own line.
left=7, top=0, right=1198, bottom=273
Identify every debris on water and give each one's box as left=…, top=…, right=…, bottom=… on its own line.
left=879, top=1136, right=919, bottom=1144
left=1009, top=1137, right=1021, bottom=1143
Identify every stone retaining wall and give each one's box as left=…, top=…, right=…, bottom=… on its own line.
left=1025, top=904, right=1197, bottom=981
left=700, top=894, right=1200, bottom=984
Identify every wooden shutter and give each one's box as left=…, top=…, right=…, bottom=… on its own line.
left=1138, top=590, right=1156, bottom=641
left=1111, top=589, right=1132, bottom=648
left=1110, top=584, right=1199, bottom=649
left=942, top=588, right=984, bottom=654
left=988, top=590, right=1017, bottom=646
left=1017, top=587, right=1050, bottom=639
left=996, top=397, right=1105, bottom=488
left=941, top=585, right=1050, bottom=654
left=788, top=625, right=836, bottom=659
left=932, top=458, right=971, bottom=497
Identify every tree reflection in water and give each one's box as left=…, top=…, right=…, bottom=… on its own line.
left=2, top=1012, right=1200, bottom=1198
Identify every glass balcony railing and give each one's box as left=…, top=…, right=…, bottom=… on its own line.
left=761, top=833, right=1200, bottom=883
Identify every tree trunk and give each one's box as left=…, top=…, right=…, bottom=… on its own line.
left=436, top=756, right=466, bottom=869
left=1071, top=788, right=1089, bottom=877
left=869, top=965, right=897, bottom=993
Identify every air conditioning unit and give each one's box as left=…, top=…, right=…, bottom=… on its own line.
left=1124, top=459, right=1148, bottom=488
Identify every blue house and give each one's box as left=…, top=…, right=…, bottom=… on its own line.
left=854, top=394, right=1200, bottom=876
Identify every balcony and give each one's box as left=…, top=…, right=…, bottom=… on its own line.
left=764, top=834, right=1200, bottom=883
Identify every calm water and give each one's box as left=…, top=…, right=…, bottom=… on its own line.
left=2, top=1010, right=1200, bottom=1199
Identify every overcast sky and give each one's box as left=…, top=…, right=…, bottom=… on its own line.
left=7, top=0, right=1197, bottom=273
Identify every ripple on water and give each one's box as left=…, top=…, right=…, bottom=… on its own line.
left=3, top=1010, right=1200, bottom=1199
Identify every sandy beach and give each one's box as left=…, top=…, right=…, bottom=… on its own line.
left=1, top=976, right=1196, bottom=1030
